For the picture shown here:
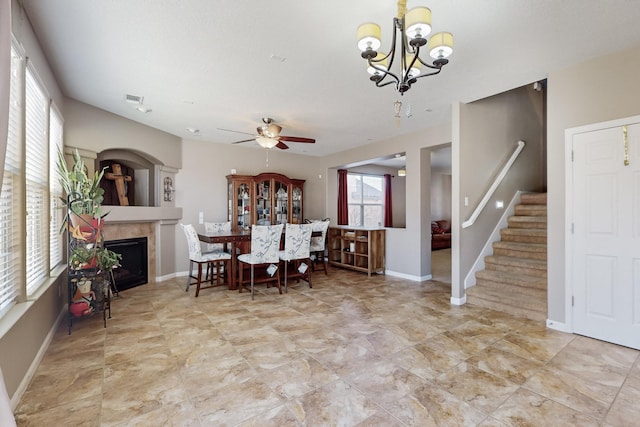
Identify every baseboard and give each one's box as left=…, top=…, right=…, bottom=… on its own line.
left=11, top=306, right=66, bottom=410
left=450, top=294, right=467, bottom=305
left=546, top=319, right=572, bottom=333
left=156, top=272, right=180, bottom=282
left=385, top=270, right=431, bottom=282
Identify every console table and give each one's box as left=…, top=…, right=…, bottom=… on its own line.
left=327, top=226, right=385, bottom=276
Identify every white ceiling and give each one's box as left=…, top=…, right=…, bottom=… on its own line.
left=19, top=0, right=640, bottom=157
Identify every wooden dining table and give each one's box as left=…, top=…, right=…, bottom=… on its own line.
left=198, top=229, right=251, bottom=290
left=198, top=227, right=322, bottom=291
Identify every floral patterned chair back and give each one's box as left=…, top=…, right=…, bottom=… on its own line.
left=247, top=224, right=284, bottom=264
left=281, top=224, right=312, bottom=261
left=180, top=223, right=203, bottom=260
left=308, top=220, right=330, bottom=252
left=204, top=221, right=231, bottom=252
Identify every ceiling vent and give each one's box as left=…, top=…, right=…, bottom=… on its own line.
left=125, top=94, right=144, bottom=105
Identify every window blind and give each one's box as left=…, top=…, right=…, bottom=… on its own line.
left=49, top=107, right=63, bottom=269
left=0, top=47, right=23, bottom=317
left=25, top=66, right=49, bottom=296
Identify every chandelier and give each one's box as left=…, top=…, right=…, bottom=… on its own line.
left=356, top=0, right=453, bottom=94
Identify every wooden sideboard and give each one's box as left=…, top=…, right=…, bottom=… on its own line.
left=327, top=226, right=385, bottom=276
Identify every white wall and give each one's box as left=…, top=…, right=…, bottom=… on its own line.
left=430, top=172, right=451, bottom=221
left=546, top=43, right=640, bottom=324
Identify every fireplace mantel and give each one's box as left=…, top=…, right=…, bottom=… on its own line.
left=103, top=206, right=182, bottom=223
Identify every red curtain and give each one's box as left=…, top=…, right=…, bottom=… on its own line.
left=384, top=174, right=393, bottom=227
left=337, top=169, right=348, bottom=225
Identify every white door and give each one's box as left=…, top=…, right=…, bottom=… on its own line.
left=572, top=122, right=640, bottom=350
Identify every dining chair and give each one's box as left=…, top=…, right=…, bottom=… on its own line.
left=203, top=221, right=232, bottom=252
left=308, top=219, right=330, bottom=274
left=279, top=223, right=313, bottom=292
left=237, top=224, right=284, bottom=300
left=180, top=223, right=231, bottom=297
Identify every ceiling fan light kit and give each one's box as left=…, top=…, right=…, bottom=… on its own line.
left=357, top=0, right=453, bottom=95
left=228, top=117, right=316, bottom=150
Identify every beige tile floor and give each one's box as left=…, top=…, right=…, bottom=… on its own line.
left=14, top=264, right=640, bottom=426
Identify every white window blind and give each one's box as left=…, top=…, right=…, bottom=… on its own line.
left=0, top=47, right=24, bottom=317
left=25, top=66, right=49, bottom=296
left=49, top=107, right=63, bottom=269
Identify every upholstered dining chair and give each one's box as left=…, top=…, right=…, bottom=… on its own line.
left=204, top=221, right=232, bottom=252
left=180, top=223, right=231, bottom=297
left=279, top=223, right=313, bottom=292
left=308, top=219, right=330, bottom=274
left=237, top=224, right=284, bottom=300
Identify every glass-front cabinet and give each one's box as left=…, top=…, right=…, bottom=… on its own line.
left=227, top=173, right=305, bottom=230
left=227, top=175, right=253, bottom=230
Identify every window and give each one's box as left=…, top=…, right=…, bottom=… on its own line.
left=347, top=173, right=384, bottom=227
left=25, top=66, right=50, bottom=296
left=0, top=46, right=24, bottom=317
left=0, top=43, right=63, bottom=318
left=49, top=107, right=64, bottom=269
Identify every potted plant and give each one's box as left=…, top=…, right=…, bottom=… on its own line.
left=69, top=244, right=121, bottom=273
left=56, top=148, right=107, bottom=229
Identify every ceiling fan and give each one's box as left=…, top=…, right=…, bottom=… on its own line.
left=224, top=117, right=315, bottom=150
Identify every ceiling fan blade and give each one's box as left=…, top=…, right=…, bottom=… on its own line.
left=231, top=138, right=256, bottom=145
left=217, top=128, right=255, bottom=136
left=276, top=141, right=289, bottom=150
left=279, top=135, right=315, bottom=144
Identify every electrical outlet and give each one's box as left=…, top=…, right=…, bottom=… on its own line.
left=198, top=212, right=204, bottom=224
left=496, top=200, right=504, bottom=209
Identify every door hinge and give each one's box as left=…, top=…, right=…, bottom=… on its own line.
left=572, top=296, right=575, bottom=307
left=571, top=149, right=574, bottom=162
left=571, top=223, right=574, bottom=234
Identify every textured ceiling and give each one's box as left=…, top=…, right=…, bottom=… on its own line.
left=19, top=0, right=640, bottom=157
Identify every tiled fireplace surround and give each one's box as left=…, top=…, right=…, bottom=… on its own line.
left=103, top=222, right=156, bottom=283
left=101, top=206, right=182, bottom=282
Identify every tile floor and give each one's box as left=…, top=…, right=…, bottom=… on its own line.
left=14, top=265, right=640, bottom=426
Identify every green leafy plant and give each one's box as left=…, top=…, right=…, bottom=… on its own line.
left=56, top=148, right=106, bottom=218
left=69, top=244, right=122, bottom=272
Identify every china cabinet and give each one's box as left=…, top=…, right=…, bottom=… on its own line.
left=227, top=173, right=304, bottom=230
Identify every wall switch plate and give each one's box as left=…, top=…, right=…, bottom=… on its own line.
left=464, top=196, right=469, bottom=206
left=198, top=212, right=204, bottom=224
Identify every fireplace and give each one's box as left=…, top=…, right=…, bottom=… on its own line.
left=104, top=237, right=148, bottom=291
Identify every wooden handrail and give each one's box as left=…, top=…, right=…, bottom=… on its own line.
left=462, top=140, right=526, bottom=229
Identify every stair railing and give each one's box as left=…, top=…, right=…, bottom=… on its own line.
left=462, top=140, right=526, bottom=229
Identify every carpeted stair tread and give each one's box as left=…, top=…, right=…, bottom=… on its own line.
left=485, top=255, right=547, bottom=277
left=476, top=269, right=547, bottom=290
left=493, top=241, right=546, bottom=260
left=467, top=292, right=546, bottom=322
left=500, top=228, right=546, bottom=244
left=467, top=285, right=546, bottom=310
left=493, top=241, right=546, bottom=253
left=508, top=216, right=547, bottom=229
left=520, top=193, right=547, bottom=205
left=485, top=255, right=546, bottom=269
left=515, top=204, right=547, bottom=216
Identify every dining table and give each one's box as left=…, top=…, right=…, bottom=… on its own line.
left=198, top=227, right=323, bottom=291
left=198, top=229, right=251, bottom=290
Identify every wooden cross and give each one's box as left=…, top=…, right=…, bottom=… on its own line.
left=104, top=163, right=132, bottom=206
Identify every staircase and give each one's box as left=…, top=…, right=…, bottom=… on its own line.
left=466, top=193, right=547, bottom=322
